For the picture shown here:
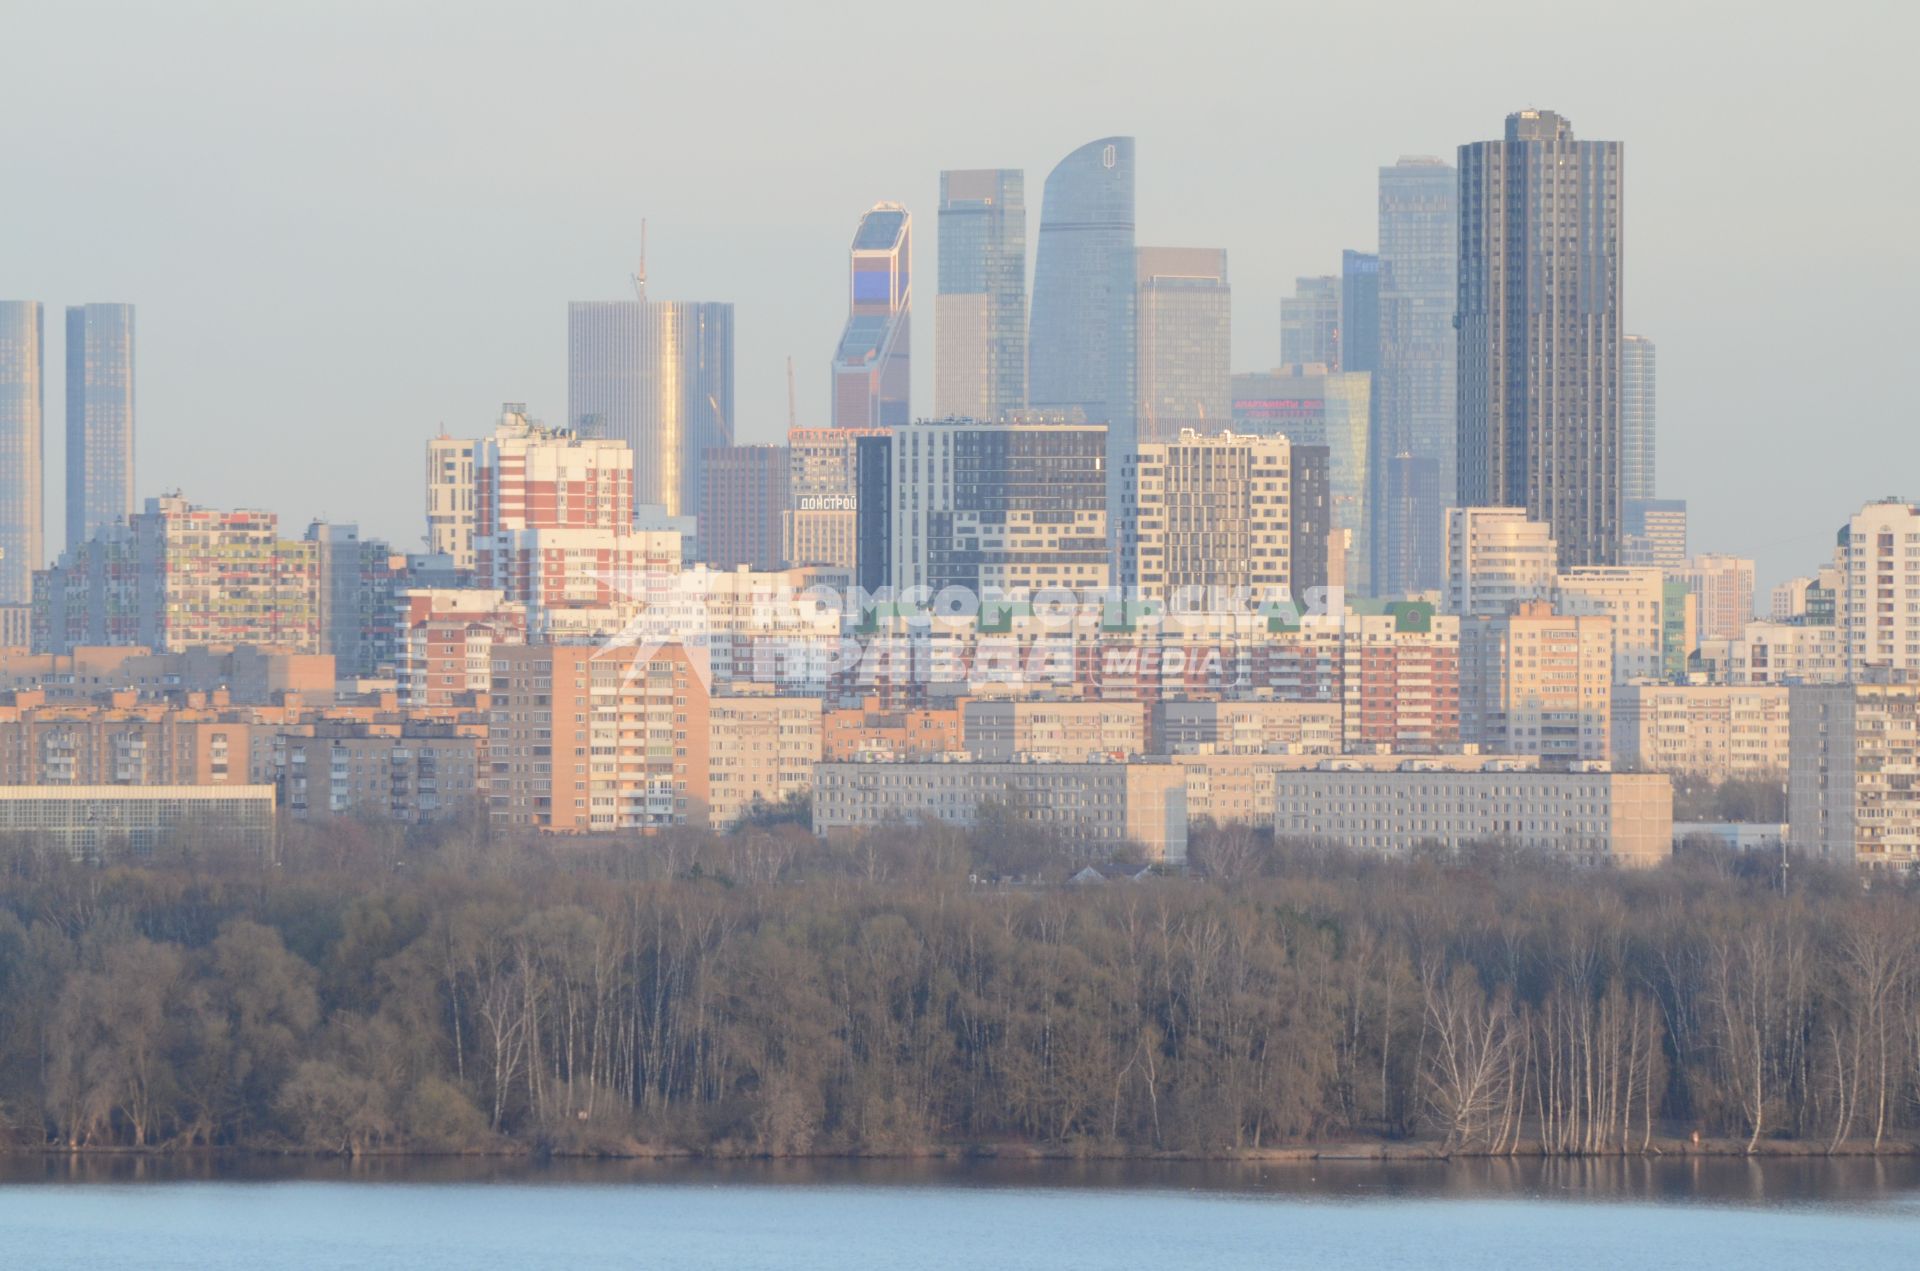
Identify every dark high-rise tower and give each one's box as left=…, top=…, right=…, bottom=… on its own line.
left=1028, top=136, right=1136, bottom=543
left=935, top=170, right=1025, bottom=421
left=65, top=303, right=136, bottom=552
left=1458, top=110, right=1623, bottom=568
left=0, top=301, right=43, bottom=606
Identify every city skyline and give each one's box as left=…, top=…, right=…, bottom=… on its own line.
left=4, top=5, right=1913, bottom=591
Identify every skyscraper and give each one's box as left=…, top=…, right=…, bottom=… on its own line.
left=1621, top=333, right=1656, bottom=503
left=65, top=303, right=136, bottom=552
left=1232, top=368, right=1372, bottom=595
left=699, top=443, right=790, bottom=570
left=935, top=169, right=1025, bottom=421
left=568, top=258, right=733, bottom=520
left=0, top=301, right=43, bottom=606
left=1280, top=276, right=1340, bottom=368
left=1339, top=252, right=1379, bottom=376
left=831, top=203, right=912, bottom=428
left=1135, top=247, right=1230, bottom=443
left=1374, top=157, right=1457, bottom=595
left=1028, top=136, right=1136, bottom=538
left=1458, top=110, right=1623, bottom=568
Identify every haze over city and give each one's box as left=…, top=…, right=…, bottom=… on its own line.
left=6, top=1, right=1914, bottom=587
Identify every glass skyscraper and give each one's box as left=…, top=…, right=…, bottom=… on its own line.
left=1028, top=136, right=1136, bottom=539
left=1280, top=275, right=1340, bottom=368
left=832, top=203, right=912, bottom=428
left=1458, top=110, right=1623, bottom=568
left=1135, top=247, right=1230, bottom=443
left=1232, top=368, right=1372, bottom=595
left=568, top=275, right=734, bottom=520
left=1621, top=334, right=1656, bottom=503
left=934, top=169, right=1025, bottom=421
left=0, top=301, right=43, bottom=606
left=1375, top=156, right=1457, bottom=594
left=65, top=303, right=136, bottom=552
left=1339, top=251, right=1380, bottom=376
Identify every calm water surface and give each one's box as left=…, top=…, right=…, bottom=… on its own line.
left=1, top=1156, right=1916, bottom=1269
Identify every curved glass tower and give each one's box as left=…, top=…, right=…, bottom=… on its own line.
left=1028, top=137, right=1135, bottom=541
left=0, top=301, right=43, bottom=606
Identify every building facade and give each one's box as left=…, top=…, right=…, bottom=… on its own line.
left=699, top=443, right=790, bottom=570
left=1135, top=247, right=1230, bottom=443
left=568, top=279, right=733, bottom=518
left=1027, top=136, right=1136, bottom=538
left=1445, top=506, right=1556, bottom=618
left=1789, top=679, right=1920, bottom=869
left=1273, top=764, right=1670, bottom=867
left=1377, top=156, right=1458, bottom=528
left=882, top=418, right=1108, bottom=597
left=934, top=169, right=1025, bottom=421
left=1621, top=334, right=1656, bottom=503
left=1612, top=683, right=1790, bottom=784
left=488, top=643, right=710, bottom=833
left=1842, top=500, right=1920, bottom=678
left=707, top=693, right=823, bottom=827
left=813, top=756, right=1187, bottom=863
left=1231, top=368, right=1372, bottom=595
left=832, top=203, right=912, bottom=428
left=1458, top=110, right=1623, bottom=568
left=1121, top=429, right=1291, bottom=608
left=64, top=303, right=136, bottom=554
left=1279, top=276, right=1339, bottom=368
left=0, top=301, right=43, bottom=606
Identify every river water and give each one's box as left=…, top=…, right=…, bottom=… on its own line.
left=1, top=1156, right=1915, bottom=1268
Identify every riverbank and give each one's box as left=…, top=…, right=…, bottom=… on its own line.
left=7, top=1134, right=1916, bottom=1163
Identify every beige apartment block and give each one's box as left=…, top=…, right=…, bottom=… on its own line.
left=708, top=694, right=823, bottom=827
left=1273, top=762, right=1671, bottom=867
left=1611, top=684, right=1790, bottom=784
left=813, top=758, right=1188, bottom=863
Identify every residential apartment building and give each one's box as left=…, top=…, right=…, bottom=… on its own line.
left=1150, top=699, right=1342, bottom=756
left=813, top=757, right=1187, bottom=863
left=707, top=693, right=823, bottom=827
left=0, top=784, right=276, bottom=860
left=35, top=497, right=320, bottom=655
left=1445, top=506, right=1556, bottom=618
left=1611, top=684, right=1791, bottom=784
left=1788, top=678, right=1920, bottom=869
left=280, top=718, right=485, bottom=824
left=698, top=443, right=790, bottom=570
left=1121, top=429, right=1290, bottom=607
left=1461, top=601, right=1612, bottom=761
left=1553, top=566, right=1667, bottom=683
left=1842, top=500, right=1920, bottom=678
left=962, top=698, right=1150, bottom=762
left=821, top=698, right=963, bottom=760
left=488, top=643, right=710, bottom=832
left=1676, top=554, right=1757, bottom=645
left=1273, top=764, right=1670, bottom=867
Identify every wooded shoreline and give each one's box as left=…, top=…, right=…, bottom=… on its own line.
left=2, top=813, right=1918, bottom=1161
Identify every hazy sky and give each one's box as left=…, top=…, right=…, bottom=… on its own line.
left=6, top=1, right=1914, bottom=588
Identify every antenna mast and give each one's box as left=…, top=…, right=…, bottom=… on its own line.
left=631, top=218, right=648, bottom=301
left=786, top=356, right=797, bottom=431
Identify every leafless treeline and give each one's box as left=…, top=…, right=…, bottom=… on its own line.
left=0, top=819, right=1916, bottom=1157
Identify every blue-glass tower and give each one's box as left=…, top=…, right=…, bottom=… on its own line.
left=1027, top=136, right=1135, bottom=547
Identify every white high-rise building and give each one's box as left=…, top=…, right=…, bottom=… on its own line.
left=1121, top=429, right=1290, bottom=607
left=1444, top=507, right=1556, bottom=618
left=1841, top=500, right=1920, bottom=679
left=1676, top=554, right=1757, bottom=645
left=1554, top=566, right=1668, bottom=683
